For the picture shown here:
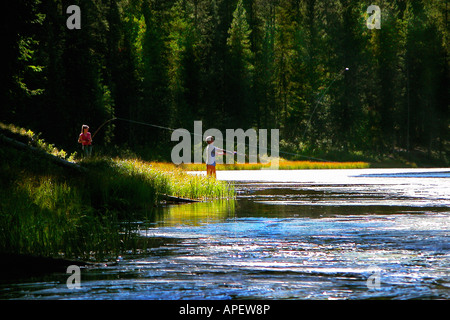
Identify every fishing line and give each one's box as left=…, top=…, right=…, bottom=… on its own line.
left=92, top=116, right=335, bottom=163
left=301, top=67, right=349, bottom=142
left=118, top=117, right=241, bottom=156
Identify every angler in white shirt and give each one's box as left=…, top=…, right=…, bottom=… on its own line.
left=205, top=136, right=236, bottom=178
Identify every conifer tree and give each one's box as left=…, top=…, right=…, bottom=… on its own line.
left=226, top=0, right=254, bottom=128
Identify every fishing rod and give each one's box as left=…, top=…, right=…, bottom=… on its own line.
left=92, top=117, right=117, bottom=140
left=301, top=67, right=349, bottom=142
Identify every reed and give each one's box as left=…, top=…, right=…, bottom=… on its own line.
left=112, top=159, right=235, bottom=200
left=0, top=175, right=121, bottom=261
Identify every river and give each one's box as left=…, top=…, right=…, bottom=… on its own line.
left=1, top=168, right=449, bottom=300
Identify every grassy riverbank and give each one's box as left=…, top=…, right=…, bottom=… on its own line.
left=0, top=121, right=442, bottom=263
left=0, top=123, right=234, bottom=261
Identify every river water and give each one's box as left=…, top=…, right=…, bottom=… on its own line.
left=1, top=169, right=449, bottom=300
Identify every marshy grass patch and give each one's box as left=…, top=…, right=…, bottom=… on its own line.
left=180, top=159, right=370, bottom=171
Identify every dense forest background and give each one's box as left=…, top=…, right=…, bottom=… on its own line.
left=1, top=0, right=449, bottom=164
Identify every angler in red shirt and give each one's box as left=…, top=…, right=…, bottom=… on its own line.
left=78, top=124, right=92, bottom=157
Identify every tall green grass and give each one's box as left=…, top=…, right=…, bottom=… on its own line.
left=0, top=175, right=121, bottom=261
left=113, top=159, right=235, bottom=200
left=80, top=158, right=234, bottom=211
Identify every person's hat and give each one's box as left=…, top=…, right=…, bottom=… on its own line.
left=205, top=136, right=214, bottom=142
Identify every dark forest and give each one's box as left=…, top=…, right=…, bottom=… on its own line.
left=2, top=0, right=448, bottom=164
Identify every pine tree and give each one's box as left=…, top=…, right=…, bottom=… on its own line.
left=168, top=0, right=201, bottom=129
left=137, top=0, right=171, bottom=147
left=226, top=0, right=254, bottom=129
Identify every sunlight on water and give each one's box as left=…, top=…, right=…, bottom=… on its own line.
left=1, top=169, right=449, bottom=300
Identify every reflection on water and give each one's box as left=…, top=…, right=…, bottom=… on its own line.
left=154, top=200, right=235, bottom=227
left=1, top=169, right=449, bottom=300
